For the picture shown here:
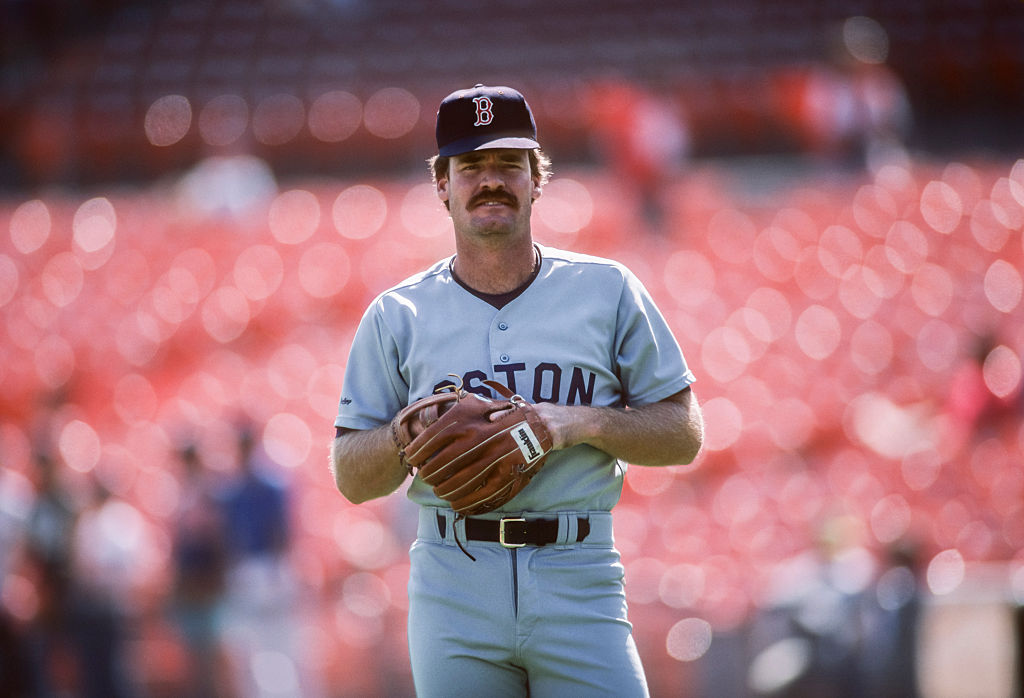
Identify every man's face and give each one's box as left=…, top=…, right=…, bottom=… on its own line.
left=437, top=149, right=539, bottom=240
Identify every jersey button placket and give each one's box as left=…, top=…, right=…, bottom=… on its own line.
left=495, top=317, right=510, bottom=364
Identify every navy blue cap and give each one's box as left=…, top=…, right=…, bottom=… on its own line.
left=435, top=84, right=539, bottom=156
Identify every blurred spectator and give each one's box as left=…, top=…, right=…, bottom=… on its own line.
left=221, top=426, right=291, bottom=564
left=170, top=443, right=233, bottom=698
left=791, top=16, right=912, bottom=171
left=857, top=541, right=923, bottom=698
left=586, top=77, right=691, bottom=232
left=942, top=332, right=1021, bottom=460
left=22, top=450, right=80, bottom=696
left=218, top=424, right=310, bottom=698
left=748, top=518, right=875, bottom=697
left=66, top=478, right=156, bottom=698
left=23, top=453, right=77, bottom=602
left=0, top=468, right=33, bottom=697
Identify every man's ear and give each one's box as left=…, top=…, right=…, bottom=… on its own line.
left=531, top=178, right=542, bottom=202
left=437, top=175, right=450, bottom=204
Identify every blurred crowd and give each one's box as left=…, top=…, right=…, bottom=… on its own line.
left=1, top=150, right=1022, bottom=696
left=0, top=415, right=310, bottom=698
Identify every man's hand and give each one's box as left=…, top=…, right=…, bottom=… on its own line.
left=522, top=388, right=702, bottom=466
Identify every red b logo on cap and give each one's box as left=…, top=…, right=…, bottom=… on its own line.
left=472, top=96, right=494, bottom=127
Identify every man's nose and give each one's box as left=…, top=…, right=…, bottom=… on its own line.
left=478, top=163, right=504, bottom=187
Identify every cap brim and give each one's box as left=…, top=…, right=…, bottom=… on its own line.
left=439, top=135, right=540, bottom=157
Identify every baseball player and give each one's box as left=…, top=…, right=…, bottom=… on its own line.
left=331, top=84, right=704, bottom=697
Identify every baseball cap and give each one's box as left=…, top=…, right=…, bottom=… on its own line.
left=435, top=84, right=540, bottom=157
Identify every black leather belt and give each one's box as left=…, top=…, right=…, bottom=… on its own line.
left=437, top=514, right=590, bottom=548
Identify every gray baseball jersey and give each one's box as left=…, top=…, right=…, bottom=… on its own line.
left=335, top=244, right=695, bottom=513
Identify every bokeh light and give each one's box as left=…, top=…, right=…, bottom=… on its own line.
left=535, top=177, right=594, bottom=238
left=971, top=199, right=1011, bottom=252
left=308, top=90, right=362, bottom=143
left=40, top=252, right=84, bottom=307
left=58, top=419, right=101, bottom=473
left=701, top=326, right=751, bottom=382
left=849, top=320, right=893, bottom=375
left=666, top=617, right=714, bottom=662
left=700, top=397, right=742, bottom=452
left=263, top=412, right=311, bottom=469
left=114, top=373, right=159, bottom=426
left=9, top=199, right=52, bottom=253
left=870, top=494, right=912, bottom=544
left=333, top=185, right=387, bottom=239
left=983, top=345, right=1022, bottom=399
left=233, top=244, right=284, bottom=301
left=916, top=319, right=959, bottom=372
left=794, top=304, right=841, bottom=360
left=843, top=16, right=889, bottom=64
left=884, top=220, right=928, bottom=273
left=252, top=93, right=306, bottom=146
left=852, top=184, right=899, bottom=238
left=926, top=549, right=965, bottom=596
left=838, top=264, right=884, bottom=318
left=400, top=183, right=450, bottom=239
left=298, top=243, right=351, bottom=299
left=268, top=189, right=321, bottom=244
left=663, top=250, right=715, bottom=308
left=817, top=225, right=863, bottom=278
left=626, top=465, right=675, bottom=497
left=984, top=259, right=1022, bottom=313
left=34, top=334, right=76, bottom=389
left=659, top=564, right=706, bottom=609
left=910, top=262, right=954, bottom=317
left=919, top=180, right=963, bottom=234
left=363, top=87, right=419, bottom=139
left=707, top=208, right=757, bottom=264
left=198, top=93, right=249, bottom=147
left=144, top=94, right=192, bottom=147
left=72, top=197, right=117, bottom=269
left=0, top=256, right=19, bottom=307
left=201, top=286, right=250, bottom=343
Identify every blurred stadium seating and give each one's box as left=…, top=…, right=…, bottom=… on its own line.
left=2, top=0, right=1023, bottom=185
left=2, top=157, right=1022, bottom=695
left=1, top=1, right=1023, bottom=697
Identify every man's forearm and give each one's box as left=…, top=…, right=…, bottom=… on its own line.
left=330, top=425, right=407, bottom=504
left=535, top=388, right=703, bottom=466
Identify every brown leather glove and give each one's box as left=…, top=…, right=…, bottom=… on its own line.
left=392, top=379, right=552, bottom=517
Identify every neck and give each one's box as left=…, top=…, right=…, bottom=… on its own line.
left=452, top=240, right=538, bottom=294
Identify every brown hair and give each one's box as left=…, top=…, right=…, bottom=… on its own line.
left=427, top=149, right=553, bottom=190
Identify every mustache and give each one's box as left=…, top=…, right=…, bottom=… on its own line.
left=469, top=190, right=518, bottom=209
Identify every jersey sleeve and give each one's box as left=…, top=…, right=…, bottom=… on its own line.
left=614, top=268, right=695, bottom=406
left=334, top=298, right=409, bottom=430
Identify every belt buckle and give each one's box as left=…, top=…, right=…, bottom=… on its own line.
left=499, top=517, right=527, bottom=548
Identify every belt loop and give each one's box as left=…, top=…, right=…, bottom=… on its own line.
left=434, top=508, right=456, bottom=545
left=557, top=512, right=576, bottom=548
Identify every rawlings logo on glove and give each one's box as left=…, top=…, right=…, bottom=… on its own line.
left=391, top=376, right=553, bottom=518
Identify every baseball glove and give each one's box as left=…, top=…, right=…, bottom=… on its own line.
left=391, top=378, right=552, bottom=518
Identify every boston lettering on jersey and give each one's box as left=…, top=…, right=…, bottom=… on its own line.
left=433, top=363, right=597, bottom=406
